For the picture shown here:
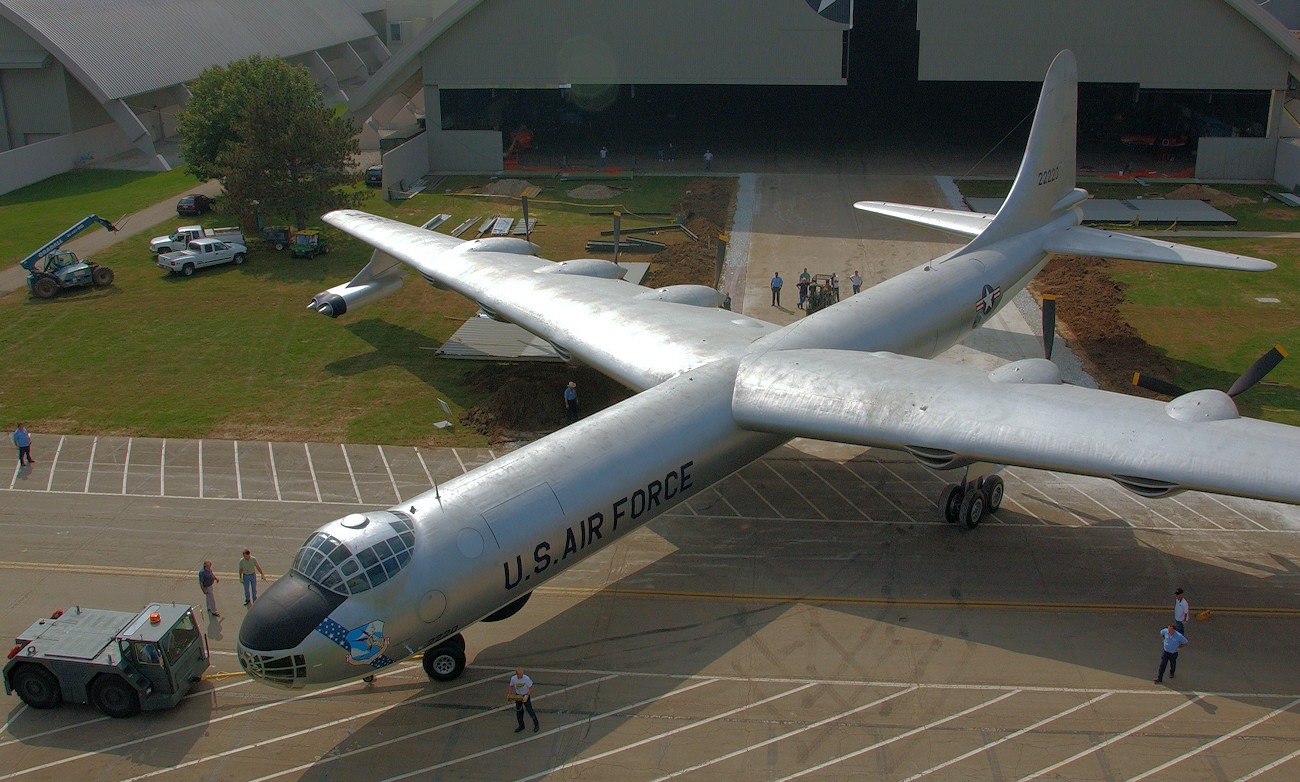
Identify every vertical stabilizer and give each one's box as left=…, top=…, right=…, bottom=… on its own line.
left=966, top=50, right=1080, bottom=250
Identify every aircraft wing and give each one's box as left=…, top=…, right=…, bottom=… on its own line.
left=732, top=349, right=1300, bottom=504
left=1043, top=225, right=1275, bottom=271
left=322, top=210, right=778, bottom=390
left=853, top=201, right=993, bottom=237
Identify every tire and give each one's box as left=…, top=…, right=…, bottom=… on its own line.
left=982, top=475, right=1005, bottom=513
left=233, top=253, right=246, bottom=266
left=961, top=489, right=986, bottom=530
left=275, top=242, right=285, bottom=251
left=938, top=485, right=963, bottom=524
left=182, top=263, right=195, bottom=277
left=92, top=266, right=114, bottom=287
left=32, top=277, right=59, bottom=299
left=11, top=664, right=62, bottom=709
left=91, top=675, right=140, bottom=718
left=422, top=643, right=466, bottom=682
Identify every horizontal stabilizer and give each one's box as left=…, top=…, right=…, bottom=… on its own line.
left=733, top=349, right=1300, bottom=504
left=1043, top=225, right=1275, bottom=271
left=854, top=201, right=992, bottom=237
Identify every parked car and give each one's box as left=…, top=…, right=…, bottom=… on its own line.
left=365, top=165, right=383, bottom=187
left=176, top=194, right=212, bottom=216
left=158, top=238, right=247, bottom=276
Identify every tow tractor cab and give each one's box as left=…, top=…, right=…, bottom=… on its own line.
left=4, top=603, right=208, bottom=718
left=239, top=509, right=475, bottom=689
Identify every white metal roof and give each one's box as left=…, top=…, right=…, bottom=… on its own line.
left=0, top=0, right=378, bottom=101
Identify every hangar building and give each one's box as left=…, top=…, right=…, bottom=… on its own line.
left=3, top=0, right=1300, bottom=196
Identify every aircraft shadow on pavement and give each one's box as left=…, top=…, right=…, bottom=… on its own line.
left=301, top=449, right=1300, bottom=777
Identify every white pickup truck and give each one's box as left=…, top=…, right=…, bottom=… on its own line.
left=150, top=225, right=244, bottom=255
left=157, top=238, right=248, bottom=276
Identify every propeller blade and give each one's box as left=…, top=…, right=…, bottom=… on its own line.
left=1041, top=295, right=1056, bottom=360
left=1227, top=345, right=1287, bottom=397
left=1133, top=372, right=1187, bottom=398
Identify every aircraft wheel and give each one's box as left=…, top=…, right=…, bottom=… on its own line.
left=11, top=664, right=61, bottom=709
left=982, top=476, right=1005, bottom=513
left=938, top=484, right=964, bottom=524
left=91, top=675, right=140, bottom=718
left=32, top=277, right=59, bottom=299
left=422, top=642, right=466, bottom=682
left=92, top=266, right=114, bottom=287
left=961, top=489, right=985, bottom=529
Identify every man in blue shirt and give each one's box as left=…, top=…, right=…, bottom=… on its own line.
left=12, top=424, right=33, bottom=467
left=563, top=381, right=578, bottom=423
left=1155, top=623, right=1187, bottom=683
left=770, top=272, right=783, bottom=307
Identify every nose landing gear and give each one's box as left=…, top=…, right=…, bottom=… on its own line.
left=938, top=468, right=1004, bottom=529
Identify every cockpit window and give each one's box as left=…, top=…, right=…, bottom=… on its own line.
left=291, top=512, right=416, bottom=595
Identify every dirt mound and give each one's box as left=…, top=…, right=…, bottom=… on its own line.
left=1163, top=184, right=1253, bottom=207
left=1029, top=255, right=1172, bottom=396
left=460, top=364, right=632, bottom=442
left=567, top=184, right=623, bottom=200
left=483, top=179, right=539, bottom=197
left=641, top=178, right=736, bottom=288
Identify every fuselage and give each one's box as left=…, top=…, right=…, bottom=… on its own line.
left=237, top=208, right=1076, bottom=688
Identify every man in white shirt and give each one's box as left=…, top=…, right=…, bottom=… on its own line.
left=508, top=668, right=539, bottom=733
left=1174, top=588, right=1189, bottom=635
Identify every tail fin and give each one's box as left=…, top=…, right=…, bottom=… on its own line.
left=966, top=50, right=1082, bottom=251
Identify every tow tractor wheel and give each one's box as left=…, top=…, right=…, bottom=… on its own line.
left=982, top=475, right=1005, bottom=513
left=960, top=488, right=986, bottom=529
left=32, top=276, right=59, bottom=299
left=11, top=664, right=62, bottom=709
left=938, top=485, right=964, bottom=524
left=422, top=635, right=466, bottom=682
left=91, top=675, right=140, bottom=718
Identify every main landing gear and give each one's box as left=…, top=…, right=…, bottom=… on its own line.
left=937, top=468, right=1004, bottom=529
left=422, top=633, right=467, bottom=682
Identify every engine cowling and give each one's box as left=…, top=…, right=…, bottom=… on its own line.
left=309, top=275, right=403, bottom=318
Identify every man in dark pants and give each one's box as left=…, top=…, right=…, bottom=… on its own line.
left=770, top=272, right=783, bottom=307
left=508, top=667, right=540, bottom=733
left=1154, top=623, right=1187, bottom=683
left=563, top=381, right=578, bottom=423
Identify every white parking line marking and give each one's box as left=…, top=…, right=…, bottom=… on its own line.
left=1166, top=492, right=1224, bottom=530
left=414, top=447, right=435, bottom=491
left=1016, top=695, right=1204, bottom=781
left=197, top=439, right=204, bottom=498
left=736, top=470, right=784, bottom=518
left=899, top=692, right=1112, bottom=781
left=452, top=447, right=468, bottom=474
left=378, top=445, right=400, bottom=502
left=159, top=439, right=166, bottom=496
left=122, top=438, right=133, bottom=494
left=767, top=461, right=828, bottom=519
left=845, top=461, right=921, bottom=523
left=1234, top=746, right=1300, bottom=781
left=516, top=681, right=819, bottom=782
left=0, top=672, right=385, bottom=780
left=1127, top=696, right=1300, bottom=782
left=341, top=443, right=361, bottom=503
left=651, top=686, right=920, bottom=782
left=83, top=436, right=97, bottom=493
left=373, top=675, right=703, bottom=782
left=45, top=435, right=65, bottom=493
left=267, top=441, right=281, bottom=501
left=1203, top=493, right=1269, bottom=531
left=1047, top=470, right=1154, bottom=528
left=233, top=440, right=242, bottom=500
left=303, top=443, right=321, bottom=503
left=775, top=690, right=1022, bottom=781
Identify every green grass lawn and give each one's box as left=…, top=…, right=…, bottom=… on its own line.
left=0, top=175, right=706, bottom=446
left=0, top=169, right=201, bottom=264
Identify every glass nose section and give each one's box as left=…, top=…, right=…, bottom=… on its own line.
left=238, top=573, right=346, bottom=654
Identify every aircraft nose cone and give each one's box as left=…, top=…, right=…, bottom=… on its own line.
left=238, top=573, right=346, bottom=653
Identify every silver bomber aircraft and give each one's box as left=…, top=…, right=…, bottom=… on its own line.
left=238, top=50, right=1300, bottom=689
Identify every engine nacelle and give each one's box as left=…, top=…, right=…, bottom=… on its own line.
left=636, top=285, right=724, bottom=307
left=535, top=258, right=627, bottom=279
left=308, top=275, right=403, bottom=318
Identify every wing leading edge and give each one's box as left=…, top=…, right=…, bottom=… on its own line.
left=732, top=349, right=1300, bottom=505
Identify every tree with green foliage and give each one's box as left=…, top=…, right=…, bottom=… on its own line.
left=176, top=56, right=362, bottom=229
